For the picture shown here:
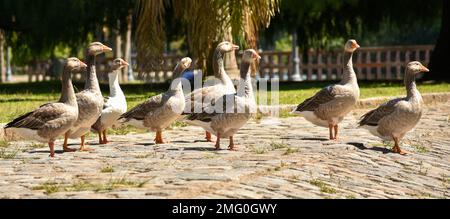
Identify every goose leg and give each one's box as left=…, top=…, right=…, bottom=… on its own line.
left=79, top=135, right=94, bottom=151
left=102, top=130, right=108, bottom=144
left=63, top=132, right=76, bottom=152
left=98, top=132, right=103, bottom=144
left=392, top=136, right=407, bottom=155
left=228, top=136, right=237, bottom=151
left=333, top=124, right=339, bottom=140
left=214, top=133, right=221, bottom=150
left=49, top=141, right=55, bottom=157
left=155, top=131, right=165, bottom=144
left=328, top=124, right=334, bottom=140
left=205, top=131, right=214, bottom=142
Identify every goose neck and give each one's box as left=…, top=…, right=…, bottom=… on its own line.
left=108, top=70, right=123, bottom=97
left=213, top=49, right=234, bottom=86
left=405, top=72, right=422, bottom=102
left=84, top=54, right=101, bottom=94
left=59, top=67, right=77, bottom=106
left=340, top=51, right=358, bottom=85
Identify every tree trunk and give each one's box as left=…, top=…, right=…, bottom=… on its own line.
left=114, top=20, right=124, bottom=81
left=125, top=11, right=134, bottom=82
left=424, top=0, right=450, bottom=82
left=0, top=29, right=5, bottom=83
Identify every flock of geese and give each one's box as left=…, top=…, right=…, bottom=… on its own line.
left=4, top=40, right=429, bottom=157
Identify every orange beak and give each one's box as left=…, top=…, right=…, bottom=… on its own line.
left=232, top=44, right=240, bottom=50
left=353, top=42, right=360, bottom=49
left=253, top=52, right=262, bottom=60
left=80, top=61, right=87, bottom=68
left=103, top=45, right=113, bottom=52
left=420, top=65, right=429, bottom=72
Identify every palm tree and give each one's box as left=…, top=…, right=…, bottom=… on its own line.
left=135, top=0, right=279, bottom=77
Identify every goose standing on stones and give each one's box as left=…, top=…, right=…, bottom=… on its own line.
left=4, top=58, right=86, bottom=157
left=119, top=57, right=192, bottom=144
left=65, top=42, right=112, bottom=151
left=91, top=58, right=129, bottom=144
left=184, top=41, right=239, bottom=142
left=359, top=61, right=429, bottom=155
left=292, top=39, right=360, bottom=140
left=185, top=49, right=260, bottom=150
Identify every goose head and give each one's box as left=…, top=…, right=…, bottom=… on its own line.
left=111, top=58, right=129, bottom=71
left=66, top=57, right=87, bottom=72
left=179, top=57, right=193, bottom=69
left=242, top=49, right=261, bottom=63
left=217, top=41, right=240, bottom=54
left=88, top=42, right=113, bottom=56
left=344, top=39, right=360, bottom=53
left=406, top=61, right=429, bottom=74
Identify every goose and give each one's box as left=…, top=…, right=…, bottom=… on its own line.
left=119, top=57, right=192, bottom=144
left=184, top=41, right=239, bottom=142
left=359, top=61, right=429, bottom=155
left=185, top=49, right=260, bottom=150
left=65, top=42, right=112, bottom=151
left=292, top=39, right=360, bottom=140
left=4, top=58, right=86, bottom=157
left=91, top=58, right=129, bottom=144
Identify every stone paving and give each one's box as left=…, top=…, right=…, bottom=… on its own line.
left=0, top=102, right=449, bottom=199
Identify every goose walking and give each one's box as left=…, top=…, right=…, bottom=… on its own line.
left=91, top=58, right=129, bottom=144
left=292, top=39, right=360, bottom=140
left=65, top=42, right=112, bottom=151
left=359, top=61, right=429, bottom=155
left=184, top=41, right=239, bottom=142
left=185, top=49, right=260, bottom=150
left=119, top=57, right=192, bottom=144
left=4, top=58, right=86, bottom=157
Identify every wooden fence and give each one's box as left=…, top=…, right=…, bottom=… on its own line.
left=24, top=45, right=434, bottom=83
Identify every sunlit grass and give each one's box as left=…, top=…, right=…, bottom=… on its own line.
left=0, top=81, right=449, bottom=123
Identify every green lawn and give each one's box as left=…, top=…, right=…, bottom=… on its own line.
left=0, top=80, right=449, bottom=123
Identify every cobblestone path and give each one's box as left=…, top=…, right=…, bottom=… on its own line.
left=0, top=102, right=449, bottom=199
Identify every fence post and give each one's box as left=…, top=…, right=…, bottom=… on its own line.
left=289, top=31, right=302, bottom=81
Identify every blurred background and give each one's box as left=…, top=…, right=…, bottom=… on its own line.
left=0, top=0, right=447, bottom=84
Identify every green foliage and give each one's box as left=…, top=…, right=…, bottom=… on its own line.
left=0, top=0, right=137, bottom=64
left=263, top=0, right=441, bottom=50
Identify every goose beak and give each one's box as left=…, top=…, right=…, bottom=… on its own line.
left=103, top=45, right=113, bottom=52
left=353, top=42, right=360, bottom=49
left=80, top=61, right=87, bottom=68
left=252, top=51, right=261, bottom=60
left=232, top=44, right=240, bottom=50
left=421, top=66, right=429, bottom=72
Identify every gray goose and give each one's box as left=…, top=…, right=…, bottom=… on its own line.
left=184, top=41, right=239, bottom=142
left=119, top=57, right=192, bottom=144
left=91, top=58, right=129, bottom=144
left=4, top=58, right=86, bottom=157
left=359, top=61, right=429, bottom=155
left=186, top=49, right=260, bottom=150
left=65, top=42, right=112, bottom=151
left=292, top=39, right=360, bottom=140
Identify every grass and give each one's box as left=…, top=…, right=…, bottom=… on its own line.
left=100, top=165, right=115, bottom=173
left=28, top=142, right=46, bottom=149
left=0, top=81, right=448, bottom=123
left=32, top=177, right=148, bottom=195
left=270, top=142, right=289, bottom=150
left=0, top=148, right=20, bottom=159
left=134, top=152, right=157, bottom=159
left=309, top=179, right=337, bottom=194
left=0, top=140, right=10, bottom=148
left=283, top=147, right=299, bottom=155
